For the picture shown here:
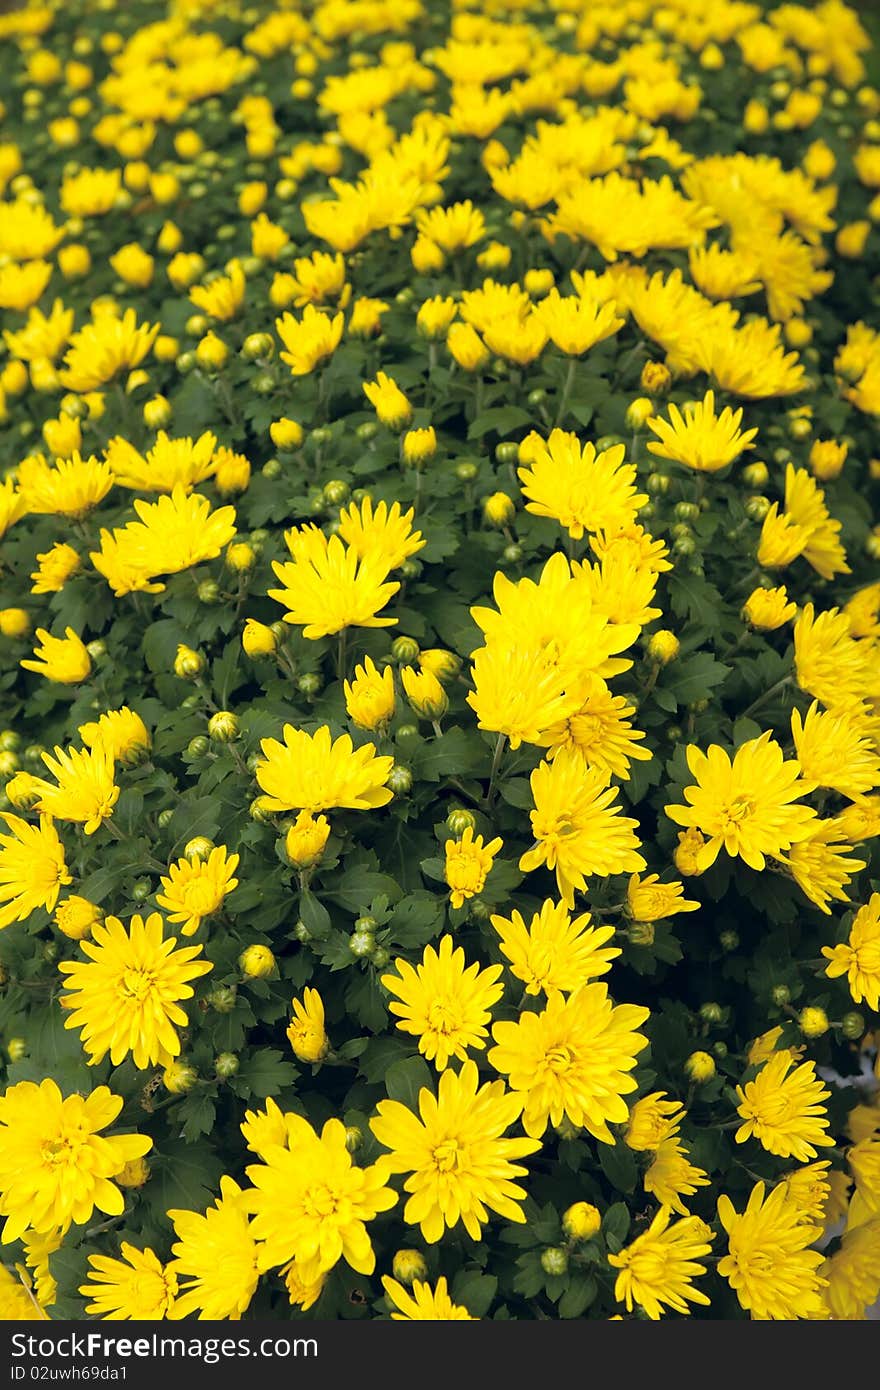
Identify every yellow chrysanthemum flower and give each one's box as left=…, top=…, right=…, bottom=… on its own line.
left=535, top=677, right=651, bottom=783
left=287, top=987, right=328, bottom=1064
left=626, top=874, right=700, bottom=922
left=490, top=899, right=620, bottom=997
left=0, top=813, right=71, bottom=930
left=467, top=642, right=582, bottom=751
left=625, top=1092, right=685, bottom=1152
left=0, top=478, right=25, bottom=542
left=488, top=985, right=649, bottom=1141
left=444, top=826, right=503, bottom=909
left=60, top=166, right=121, bottom=216
left=608, top=1209, right=714, bottom=1320
left=791, top=701, right=880, bottom=800
left=33, top=742, right=119, bottom=836
left=189, top=261, right=246, bottom=320
left=105, top=430, right=217, bottom=493
left=647, top=389, right=758, bottom=473
left=61, top=308, right=159, bottom=392
left=80, top=1244, right=178, bottom=1320
left=3, top=299, right=74, bottom=363
left=794, top=604, right=872, bottom=710
left=337, top=497, right=424, bottom=570
left=664, top=732, right=817, bottom=873
left=644, top=1136, right=711, bottom=1215
left=58, top=912, right=212, bottom=1068
left=370, top=1059, right=540, bottom=1244
left=820, top=1217, right=880, bottom=1320
left=363, top=371, right=412, bottom=429
left=518, top=429, right=647, bottom=539
left=269, top=533, right=399, bottom=639
left=275, top=305, right=344, bottom=375
left=382, top=1275, right=475, bottom=1320
left=344, top=656, right=396, bottom=732
left=0, top=1079, right=151, bottom=1241
left=381, top=935, right=504, bottom=1070
left=742, top=584, right=797, bottom=630
left=256, top=724, right=394, bottom=814
left=823, top=893, right=880, bottom=1011
left=168, top=1177, right=260, bottom=1320
left=246, top=1115, right=397, bottom=1281
left=532, top=290, right=624, bottom=356
left=735, top=1053, right=833, bottom=1161
left=17, top=452, right=114, bottom=518
left=717, top=1180, right=827, bottom=1320
left=520, top=750, right=646, bottom=908
left=156, top=846, right=240, bottom=936
left=30, top=542, right=80, bottom=595
left=79, top=707, right=150, bottom=767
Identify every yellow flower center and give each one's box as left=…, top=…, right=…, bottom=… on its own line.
left=722, top=794, right=755, bottom=828
left=433, top=1138, right=463, bottom=1172
left=546, top=1045, right=574, bottom=1073
left=121, top=967, right=155, bottom=1001
left=183, top=879, right=221, bottom=914
left=427, top=1001, right=458, bottom=1034
left=303, top=1186, right=340, bottom=1219
left=569, top=712, right=603, bottom=748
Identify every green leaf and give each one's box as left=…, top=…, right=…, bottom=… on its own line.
left=558, top=1274, right=597, bottom=1318
left=668, top=573, right=722, bottom=628
left=451, top=1271, right=498, bottom=1317
left=387, top=892, right=444, bottom=948
left=299, top=890, right=332, bottom=941
left=148, top=1139, right=225, bottom=1224
left=411, top=728, right=482, bottom=782
left=467, top=406, right=532, bottom=440
left=233, top=1048, right=297, bottom=1098
left=603, top=1202, right=631, bottom=1244
left=660, top=654, right=731, bottom=706
left=383, top=1055, right=434, bottom=1109
left=178, top=1093, right=217, bottom=1143
left=328, top=868, right=403, bottom=914
left=597, top=1139, right=638, bottom=1194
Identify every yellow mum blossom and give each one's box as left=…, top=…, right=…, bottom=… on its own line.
left=518, top=429, right=647, bottom=539
left=0, top=813, right=71, bottom=931
left=643, top=1136, right=711, bottom=1214
left=287, top=987, right=329, bottom=1064
left=794, top=604, right=872, bottom=710
left=21, top=627, right=91, bottom=684
left=0, top=260, right=53, bottom=312
left=491, top=900, right=619, bottom=997
left=60, top=167, right=121, bottom=216
left=247, top=1116, right=397, bottom=1281
left=105, top=430, right=217, bottom=493
left=370, top=1059, right=539, bottom=1243
left=3, top=299, right=74, bottom=362
left=626, top=1092, right=685, bottom=1151
left=736, top=1053, right=834, bottom=1161
left=32, top=742, right=118, bottom=836
left=608, top=1209, right=714, bottom=1320
left=269, top=533, right=399, bottom=639
left=284, top=810, right=331, bottom=869
left=0, top=1079, right=151, bottom=1241
left=823, top=893, right=880, bottom=1012
left=168, top=1178, right=260, bottom=1321
left=742, top=584, right=797, bottom=629
left=717, top=1181, right=827, bottom=1320
left=58, top=912, right=212, bottom=1068
left=189, top=261, right=246, bottom=320
left=647, top=390, right=758, bottom=473
left=776, top=819, right=866, bottom=915
left=520, top=750, right=646, bottom=908
left=0, top=199, right=64, bottom=260
left=337, top=496, right=425, bottom=569
left=344, top=655, right=396, bottom=732
left=488, top=984, right=649, bottom=1140
left=18, top=452, right=114, bottom=518
left=363, top=371, right=412, bottom=429
left=531, top=290, right=624, bottom=356
left=61, top=308, right=159, bottom=392
left=256, top=724, right=394, bottom=814
left=275, top=305, right=344, bottom=375
left=156, top=846, right=240, bottom=936
left=80, top=1244, right=177, bottom=1321
left=664, top=733, right=817, bottom=874
left=382, top=1275, right=475, bottom=1320
left=791, top=701, right=880, bottom=799
left=627, top=874, right=700, bottom=922
left=109, top=242, right=154, bottom=289
left=79, top=707, right=150, bottom=767
left=381, top=935, right=504, bottom=1071
left=30, top=543, right=80, bottom=595
left=444, top=826, right=503, bottom=909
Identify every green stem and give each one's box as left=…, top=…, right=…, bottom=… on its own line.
left=336, top=627, right=348, bottom=682
left=485, top=732, right=508, bottom=808
left=554, top=356, right=577, bottom=427
left=741, top=675, right=792, bottom=721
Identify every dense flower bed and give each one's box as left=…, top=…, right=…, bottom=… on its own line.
left=0, top=0, right=879, bottom=1322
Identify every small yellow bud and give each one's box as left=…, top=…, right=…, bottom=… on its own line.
left=195, top=333, right=229, bottom=371
left=647, top=630, right=680, bottom=664
left=226, top=542, right=255, bottom=573
left=391, top=1250, right=428, bottom=1285
left=116, top=1156, right=150, bottom=1189
left=238, top=944, right=276, bottom=979
left=798, top=1006, right=829, bottom=1039
left=174, top=644, right=206, bottom=679
left=684, top=1050, right=716, bottom=1083
left=242, top=619, right=277, bottom=658
left=0, top=608, right=31, bottom=639
left=482, top=491, right=516, bottom=528
left=162, top=1061, right=198, bottom=1094
left=562, top=1202, right=602, bottom=1241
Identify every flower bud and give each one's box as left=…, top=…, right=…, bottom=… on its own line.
left=226, top=542, right=255, bottom=573
left=391, top=636, right=420, bottom=664
left=115, top=1156, right=150, bottom=1188
left=285, top=810, right=331, bottom=868
left=562, top=1202, right=601, bottom=1242
left=242, top=618, right=277, bottom=657
left=323, top=479, right=350, bottom=506
left=719, top=929, right=739, bottom=951
left=208, top=710, right=239, bottom=743
left=0, top=608, right=31, bottom=639
left=215, top=1052, right=240, bottom=1078
left=270, top=417, right=304, bottom=450
left=627, top=921, right=655, bottom=946
left=241, top=332, right=274, bottom=362
left=250, top=795, right=276, bottom=823
left=684, top=1050, right=716, bottom=1083
left=163, top=1061, right=198, bottom=1093
left=184, top=836, right=215, bottom=862
left=419, top=649, right=461, bottom=682
left=482, top=491, right=515, bottom=527
left=447, top=809, right=476, bottom=836
left=298, top=672, right=322, bottom=697
left=208, top=985, right=237, bottom=1014
left=741, top=461, right=769, bottom=488
left=349, top=926, right=376, bottom=958
left=626, top=397, right=654, bottom=429
left=392, top=1249, right=427, bottom=1285
left=540, top=1247, right=569, bottom=1277
left=239, top=944, right=276, bottom=979
left=6, top=1038, right=27, bottom=1062
left=699, top=1002, right=724, bottom=1025
left=401, top=666, right=449, bottom=720
left=840, top=1011, right=865, bottom=1040
left=798, top=1006, right=829, bottom=1038
left=54, top=895, right=101, bottom=940
left=174, top=644, right=206, bottom=679
left=771, top=984, right=791, bottom=1006
left=647, top=630, right=680, bottom=664
left=402, top=427, right=437, bottom=468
